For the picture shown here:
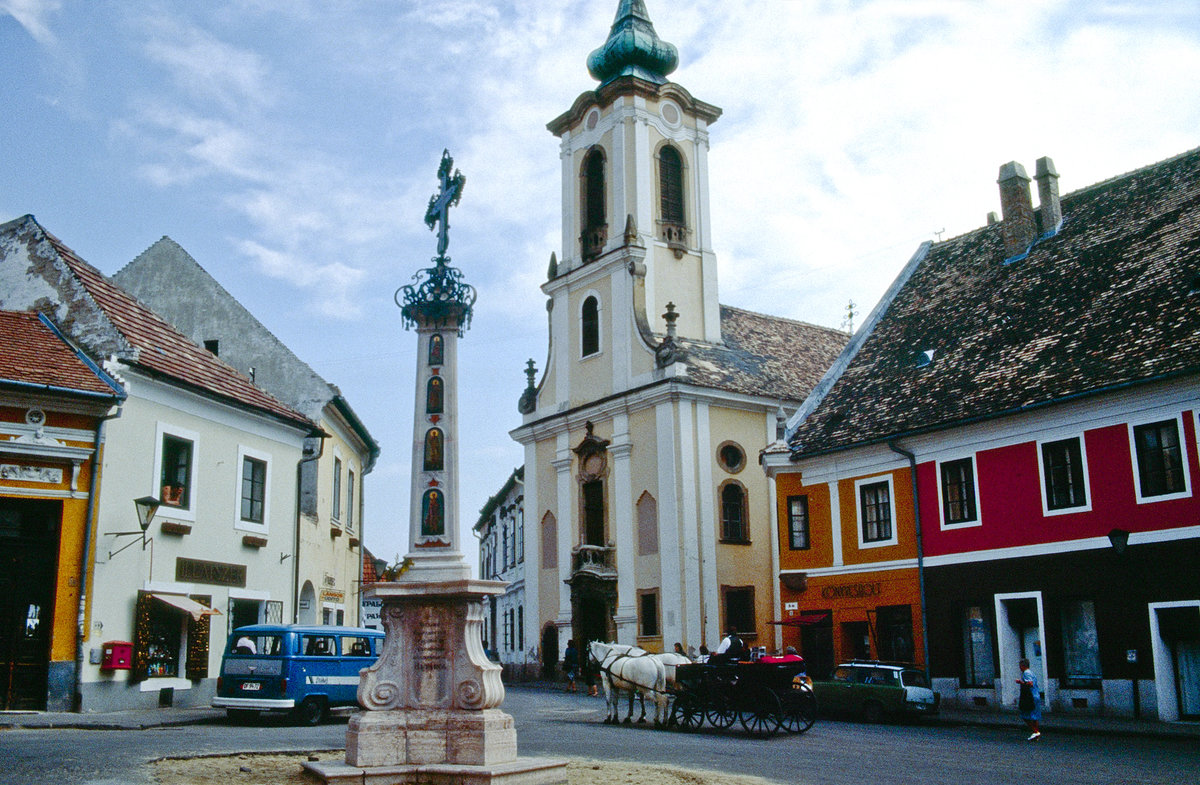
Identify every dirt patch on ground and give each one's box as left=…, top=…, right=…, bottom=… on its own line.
left=151, top=752, right=782, bottom=785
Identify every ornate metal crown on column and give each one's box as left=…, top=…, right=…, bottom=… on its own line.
left=395, top=149, right=477, bottom=336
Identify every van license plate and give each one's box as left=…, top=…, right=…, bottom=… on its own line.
left=241, top=682, right=261, bottom=691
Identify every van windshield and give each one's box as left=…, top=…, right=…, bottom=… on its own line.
left=902, top=670, right=930, bottom=688
left=230, top=634, right=283, bottom=655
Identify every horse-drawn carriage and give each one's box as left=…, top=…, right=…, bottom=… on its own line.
left=669, top=660, right=817, bottom=737
left=589, top=641, right=817, bottom=738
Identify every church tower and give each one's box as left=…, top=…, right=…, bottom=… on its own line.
left=512, top=2, right=847, bottom=669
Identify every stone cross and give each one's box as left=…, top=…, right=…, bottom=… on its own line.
left=424, top=149, right=466, bottom=257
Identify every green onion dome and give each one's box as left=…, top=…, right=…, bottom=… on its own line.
left=587, top=0, right=678, bottom=86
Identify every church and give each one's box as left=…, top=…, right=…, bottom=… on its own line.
left=509, top=1, right=846, bottom=670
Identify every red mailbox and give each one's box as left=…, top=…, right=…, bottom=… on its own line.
left=101, top=641, right=133, bottom=671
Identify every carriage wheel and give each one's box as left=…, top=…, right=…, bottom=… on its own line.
left=739, top=686, right=782, bottom=738
left=672, top=694, right=704, bottom=731
left=705, top=695, right=737, bottom=729
left=781, top=687, right=818, bottom=734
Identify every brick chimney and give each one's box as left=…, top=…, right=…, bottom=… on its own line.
left=998, top=161, right=1036, bottom=258
left=1035, top=156, right=1062, bottom=234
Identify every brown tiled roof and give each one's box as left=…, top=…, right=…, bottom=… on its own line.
left=9, top=219, right=315, bottom=430
left=788, top=146, right=1200, bottom=457
left=0, top=311, right=122, bottom=398
left=682, top=306, right=848, bottom=402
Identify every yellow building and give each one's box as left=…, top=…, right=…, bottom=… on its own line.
left=510, top=2, right=845, bottom=669
left=0, top=311, right=124, bottom=710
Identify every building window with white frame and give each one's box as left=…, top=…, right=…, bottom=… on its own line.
left=332, top=456, right=342, bottom=520
left=240, top=456, right=266, bottom=523
left=581, top=296, right=600, bottom=357
left=1041, top=437, right=1088, bottom=510
left=160, top=433, right=194, bottom=508
left=1132, top=419, right=1186, bottom=498
left=858, top=479, right=893, bottom=544
left=940, top=457, right=978, bottom=525
left=720, top=482, right=749, bottom=543
left=787, top=495, right=810, bottom=550
left=346, top=469, right=355, bottom=530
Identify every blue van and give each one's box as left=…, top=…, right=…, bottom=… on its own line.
left=213, top=624, right=383, bottom=724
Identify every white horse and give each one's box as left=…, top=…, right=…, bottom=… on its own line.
left=630, top=651, right=691, bottom=723
left=588, top=641, right=668, bottom=727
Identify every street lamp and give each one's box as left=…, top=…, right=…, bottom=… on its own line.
left=134, top=495, right=160, bottom=543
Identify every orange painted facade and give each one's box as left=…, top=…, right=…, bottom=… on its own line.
left=773, top=467, right=926, bottom=673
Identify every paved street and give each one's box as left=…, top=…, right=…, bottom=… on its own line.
left=0, top=686, right=1196, bottom=785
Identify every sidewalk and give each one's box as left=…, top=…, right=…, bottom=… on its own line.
left=2, top=685, right=1198, bottom=742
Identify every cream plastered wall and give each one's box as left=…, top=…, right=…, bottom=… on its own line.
left=708, top=403, right=777, bottom=645
left=568, top=278, right=616, bottom=406
left=301, top=412, right=363, bottom=625
left=85, top=369, right=304, bottom=697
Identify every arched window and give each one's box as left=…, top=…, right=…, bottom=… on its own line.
left=426, top=376, right=444, bottom=413
left=720, top=482, right=748, bottom=543
left=659, top=145, right=685, bottom=226
left=637, top=491, right=659, bottom=556
left=581, top=148, right=607, bottom=259
left=423, top=428, right=444, bottom=471
left=428, top=334, right=444, bottom=365
left=541, top=512, right=557, bottom=569
left=581, top=295, right=600, bottom=357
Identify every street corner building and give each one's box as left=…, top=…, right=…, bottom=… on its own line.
left=0, top=215, right=375, bottom=712
left=507, top=1, right=848, bottom=672
left=762, top=148, right=1200, bottom=722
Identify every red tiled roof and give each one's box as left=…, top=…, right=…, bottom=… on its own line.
left=0, top=311, right=121, bottom=398
left=38, top=229, right=315, bottom=430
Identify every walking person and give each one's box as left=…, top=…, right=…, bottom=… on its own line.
left=562, top=639, right=579, bottom=693
left=1016, top=658, right=1042, bottom=741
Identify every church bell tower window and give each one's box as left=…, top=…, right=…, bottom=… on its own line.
left=581, top=148, right=608, bottom=260
left=581, top=296, right=600, bottom=357
left=658, top=144, right=687, bottom=253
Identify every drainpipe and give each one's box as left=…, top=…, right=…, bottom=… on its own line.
left=887, top=440, right=932, bottom=677
left=74, top=405, right=122, bottom=712
left=294, top=436, right=324, bottom=623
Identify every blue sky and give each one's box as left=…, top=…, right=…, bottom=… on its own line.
left=3, top=0, right=1199, bottom=565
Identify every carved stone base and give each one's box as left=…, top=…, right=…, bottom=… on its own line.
left=303, top=756, right=568, bottom=785
left=346, top=709, right=517, bottom=767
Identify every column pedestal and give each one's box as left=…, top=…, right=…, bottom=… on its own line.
left=304, top=578, right=566, bottom=785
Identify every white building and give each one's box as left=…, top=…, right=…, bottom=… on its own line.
left=1, top=215, right=318, bottom=710
left=114, top=238, right=379, bottom=629
left=510, top=3, right=846, bottom=670
left=474, top=467, right=533, bottom=679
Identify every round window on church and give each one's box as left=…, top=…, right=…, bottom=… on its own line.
left=717, top=442, right=746, bottom=474
left=660, top=101, right=681, bottom=128
left=586, top=108, right=600, bottom=130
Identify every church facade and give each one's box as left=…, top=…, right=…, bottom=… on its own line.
left=510, top=2, right=846, bottom=669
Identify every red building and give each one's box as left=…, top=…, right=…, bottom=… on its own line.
left=767, top=148, right=1200, bottom=721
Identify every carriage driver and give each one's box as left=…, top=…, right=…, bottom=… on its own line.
left=710, top=629, right=746, bottom=664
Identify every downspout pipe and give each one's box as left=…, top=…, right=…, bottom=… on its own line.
left=74, top=405, right=123, bottom=712
left=294, top=435, right=324, bottom=623
left=887, top=440, right=932, bottom=678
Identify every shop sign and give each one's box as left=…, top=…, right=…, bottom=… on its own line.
left=361, top=597, right=382, bottom=629
left=175, top=557, right=247, bottom=587
left=321, top=590, right=345, bottom=604
left=820, top=581, right=883, bottom=600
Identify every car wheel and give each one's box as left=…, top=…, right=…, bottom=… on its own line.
left=295, top=697, right=326, bottom=726
left=862, top=700, right=884, bottom=724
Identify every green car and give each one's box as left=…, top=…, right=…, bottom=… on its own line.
left=812, top=661, right=940, bottom=723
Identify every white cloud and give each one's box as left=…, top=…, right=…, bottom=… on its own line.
left=237, top=239, right=366, bottom=319
left=1, top=0, right=60, bottom=45
left=140, top=16, right=275, bottom=112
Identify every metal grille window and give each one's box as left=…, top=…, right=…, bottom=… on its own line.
left=240, top=457, right=266, bottom=523
left=859, top=481, right=892, bottom=543
left=1042, top=438, right=1087, bottom=510
left=940, top=458, right=977, bottom=524
left=787, top=495, right=810, bottom=549
left=659, top=145, right=684, bottom=226
left=1134, top=419, right=1185, bottom=497
left=720, top=483, right=748, bottom=542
